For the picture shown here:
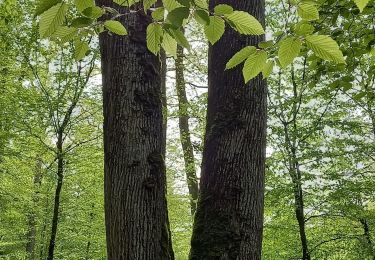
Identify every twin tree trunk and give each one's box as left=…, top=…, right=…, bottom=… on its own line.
left=190, top=0, right=267, bottom=259
left=97, top=0, right=266, bottom=258
left=96, top=1, right=174, bottom=259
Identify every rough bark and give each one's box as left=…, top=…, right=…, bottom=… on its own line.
left=175, top=45, right=199, bottom=215
left=25, top=157, right=43, bottom=260
left=96, top=1, right=174, bottom=259
left=190, top=0, right=267, bottom=258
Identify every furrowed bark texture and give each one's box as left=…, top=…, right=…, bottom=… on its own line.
left=190, top=0, right=267, bottom=259
left=96, top=1, right=174, bottom=259
left=175, top=45, right=199, bottom=216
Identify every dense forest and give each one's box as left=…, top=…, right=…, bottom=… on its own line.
left=0, top=0, right=374, bottom=259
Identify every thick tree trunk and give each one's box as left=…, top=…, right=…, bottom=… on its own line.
left=25, top=157, right=43, bottom=260
left=190, top=0, right=267, bottom=258
left=175, top=45, right=199, bottom=215
left=47, top=137, right=64, bottom=260
left=96, top=1, right=174, bottom=259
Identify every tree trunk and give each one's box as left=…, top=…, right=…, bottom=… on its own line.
left=190, top=0, right=267, bottom=258
left=175, top=45, right=199, bottom=216
left=282, top=121, right=310, bottom=260
left=47, top=136, right=64, bottom=260
left=25, top=157, right=43, bottom=260
left=85, top=206, right=95, bottom=260
left=38, top=193, right=51, bottom=260
left=360, top=218, right=375, bottom=259
left=292, top=164, right=310, bottom=260
left=161, top=50, right=168, bottom=157
left=96, top=1, right=174, bottom=259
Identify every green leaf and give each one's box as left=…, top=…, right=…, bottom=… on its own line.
left=39, top=3, right=68, bottom=38
left=162, top=32, right=177, bottom=57
left=74, top=40, right=90, bottom=61
left=194, top=0, right=208, bottom=9
left=82, top=6, right=104, bottom=19
left=75, top=0, right=94, bottom=13
left=147, top=23, right=163, bottom=54
left=166, top=7, right=190, bottom=28
left=262, top=60, right=274, bottom=78
left=305, top=35, right=345, bottom=64
left=113, top=0, right=139, bottom=6
left=51, top=26, right=78, bottom=43
left=71, top=17, right=93, bottom=28
left=204, top=16, right=225, bottom=45
left=294, top=21, right=314, bottom=35
left=104, top=20, right=128, bottom=35
left=162, top=0, right=182, bottom=11
left=194, top=10, right=210, bottom=26
left=278, top=37, right=301, bottom=68
left=226, top=46, right=256, bottom=70
left=243, top=50, right=267, bottom=83
left=259, top=41, right=274, bottom=49
left=176, top=0, right=190, bottom=7
left=144, top=0, right=157, bottom=11
left=297, top=1, right=319, bottom=21
left=214, top=4, right=233, bottom=15
left=168, top=28, right=190, bottom=49
left=35, top=0, right=61, bottom=16
left=353, top=0, right=369, bottom=12
left=353, top=92, right=366, bottom=101
left=152, top=7, right=165, bottom=21
left=225, top=11, right=264, bottom=35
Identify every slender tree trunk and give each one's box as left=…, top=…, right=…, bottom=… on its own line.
left=47, top=136, right=64, bottom=260
left=283, top=71, right=311, bottom=260
left=283, top=122, right=310, bottom=259
left=364, top=82, right=375, bottom=260
left=96, top=1, right=174, bottom=258
left=175, top=45, right=199, bottom=215
left=292, top=162, right=310, bottom=260
left=161, top=50, right=168, bottom=157
left=85, top=205, right=95, bottom=260
left=38, top=192, right=50, bottom=260
left=160, top=51, right=175, bottom=258
left=190, top=0, right=267, bottom=258
left=360, top=218, right=375, bottom=259
left=25, top=157, right=43, bottom=260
